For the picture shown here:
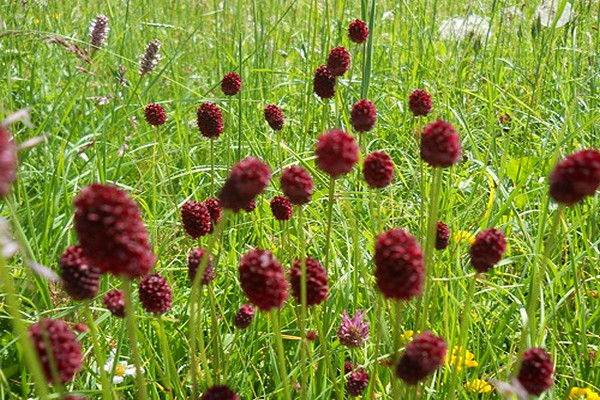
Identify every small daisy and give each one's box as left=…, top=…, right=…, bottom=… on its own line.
left=103, top=350, right=142, bottom=384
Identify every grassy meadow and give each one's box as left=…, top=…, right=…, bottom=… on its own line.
left=0, top=0, right=599, bottom=398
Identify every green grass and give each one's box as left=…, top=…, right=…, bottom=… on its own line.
left=1, top=0, right=599, bottom=398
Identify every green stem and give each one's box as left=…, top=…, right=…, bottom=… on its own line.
left=210, top=138, right=215, bottom=195
left=392, top=301, right=404, bottom=398
left=271, top=310, right=292, bottom=400
left=121, top=278, right=148, bottom=400
left=156, top=316, right=179, bottom=399
left=297, top=206, right=309, bottom=400
left=323, top=177, right=336, bottom=273
left=83, top=303, right=112, bottom=400
left=207, top=283, right=223, bottom=383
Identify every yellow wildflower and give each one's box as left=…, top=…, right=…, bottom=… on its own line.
left=466, top=379, right=493, bottom=394
left=446, top=346, right=479, bottom=371
left=569, top=387, right=600, bottom=400
left=400, top=330, right=421, bottom=343
left=588, top=290, right=598, bottom=298
left=454, top=230, right=475, bottom=245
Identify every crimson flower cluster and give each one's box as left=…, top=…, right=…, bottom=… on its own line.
left=313, top=65, right=336, bottom=99
left=197, top=102, right=224, bottom=139
left=350, top=99, right=377, bottom=132
left=420, top=120, right=461, bottom=167
left=280, top=165, right=314, bottom=205
left=549, top=149, right=600, bottom=205
left=363, top=151, right=394, bottom=189
left=327, top=46, right=351, bottom=76
left=348, top=19, right=369, bottom=43
left=181, top=200, right=211, bottom=239
left=59, top=245, right=101, bottom=301
left=221, top=72, right=242, bottom=96
left=139, top=273, right=172, bottom=314
left=408, top=89, right=433, bottom=116
left=289, top=257, right=329, bottom=306
left=315, top=128, right=359, bottom=178
left=264, top=104, right=285, bottom=131
left=219, top=157, right=271, bottom=212
left=435, top=221, right=450, bottom=250
left=233, top=304, right=255, bottom=329
left=144, top=103, right=167, bottom=126
left=188, top=248, right=215, bottom=285
left=238, top=249, right=288, bottom=310
left=395, top=331, right=447, bottom=385
left=346, top=368, right=369, bottom=396
left=469, top=228, right=506, bottom=273
left=103, top=289, right=125, bottom=318
left=270, top=196, right=293, bottom=221
left=518, top=348, right=554, bottom=396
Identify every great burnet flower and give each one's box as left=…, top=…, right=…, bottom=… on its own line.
left=469, top=228, right=506, bottom=273
left=233, top=304, right=255, bottom=329
left=73, top=184, right=155, bottom=278
left=139, top=273, right=172, bottom=314
left=221, top=72, right=242, bottom=96
left=350, top=99, right=377, bottom=132
left=219, top=157, right=271, bottom=212
left=264, top=104, right=285, bottom=131
left=374, top=228, right=424, bottom=300
left=188, top=248, right=215, bottom=285
left=201, top=385, right=240, bottom=400
left=408, top=89, right=433, bottom=117
left=181, top=200, right=211, bottom=239
left=549, top=149, right=600, bottom=205
left=0, top=124, right=17, bottom=198
left=435, top=221, right=450, bottom=250
left=238, top=249, right=288, bottom=310
left=203, top=198, right=222, bottom=225
left=346, top=368, right=369, bottom=397
left=363, top=151, right=394, bottom=189
left=327, top=46, right=351, bottom=76
left=59, top=245, right=101, bottom=301
left=280, top=165, right=314, bottom=205
left=315, top=128, right=359, bottom=178
left=144, top=103, right=167, bottom=126
left=395, top=331, right=447, bottom=385
left=103, top=289, right=125, bottom=318
left=313, top=65, right=336, bottom=99
left=270, top=196, right=293, bottom=221
left=517, top=348, right=554, bottom=396
left=289, top=257, right=328, bottom=306
left=197, top=102, right=224, bottom=139
left=348, top=19, right=369, bottom=43
left=420, top=120, right=461, bottom=167
left=28, top=318, right=83, bottom=384
left=337, top=310, right=369, bottom=348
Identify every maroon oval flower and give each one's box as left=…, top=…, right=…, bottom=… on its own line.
left=28, top=318, right=83, bottom=384
left=346, top=368, right=369, bottom=397
left=350, top=99, right=377, bottom=132
left=243, top=199, right=257, bottom=212
left=280, top=166, right=314, bottom=205
left=233, top=304, right=255, bottom=329
left=549, top=149, right=600, bottom=205
left=238, top=249, right=288, bottom=311
left=374, top=228, right=424, bottom=300
left=73, top=184, right=155, bottom=278
left=219, top=157, right=271, bottom=212
left=201, top=385, right=240, bottom=400
left=197, top=102, right=224, bottom=139
left=363, top=151, right=394, bottom=189
left=270, top=196, right=293, bottom=221
left=420, top=120, right=461, bottom=168
left=203, top=198, right=222, bottom=225
left=103, top=289, right=125, bottom=318
left=469, top=228, right=506, bottom=273
left=518, top=348, right=554, bottom=396
left=144, top=103, right=167, bottom=126
left=313, top=65, right=336, bottom=99
left=395, top=331, right=447, bottom=385
left=264, top=104, right=285, bottom=131
left=59, top=245, right=101, bottom=301
left=327, top=46, right=351, bottom=76
left=435, top=221, right=450, bottom=250
left=348, top=19, right=369, bottom=43
left=139, top=273, right=172, bottom=314
left=0, top=124, right=17, bottom=198
left=408, top=89, right=433, bottom=117
left=315, top=128, right=359, bottom=178
left=188, top=248, right=215, bottom=285
left=289, top=257, right=329, bottom=306
left=181, top=200, right=211, bottom=239
left=221, top=72, right=242, bottom=96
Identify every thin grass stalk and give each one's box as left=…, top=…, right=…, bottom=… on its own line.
left=392, top=300, right=404, bottom=398
left=83, top=303, right=112, bottom=400
left=156, top=316, right=180, bottom=399
left=152, top=126, right=159, bottom=251
left=297, top=206, right=309, bottom=400
left=236, top=34, right=243, bottom=161
left=323, top=176, right=336, bottom=273
left=210, top=138, right=215, bottom=195
left=207, top=283, right=223, bottom=382
left=121, top=278, right=148, bottom=400
left=271, top=309, right=292, bottom=400
left=360, top=0, right=376, bottom=100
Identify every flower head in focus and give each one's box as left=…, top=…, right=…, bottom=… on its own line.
left=103, top=350, right=141, bottom=384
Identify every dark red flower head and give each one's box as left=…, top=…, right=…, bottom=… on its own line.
left=219, top=157, right=271, bottom=212
left=280, top=166, right=314, bottom=205
left=203, top=198, right=222, bottom=225
left=435, top=221, right=450, bottom=250
left=518, top=348, right=554, bottom=396
left=350, top=99, right=377, bottom=132
left=73, top=184, right=155, bottom=278
left=395, top=331, right=447, bottom=385
left=420, top=120, right=461, bottom=167
left=139, top=273, right=172, bottom=314
left=197, top=102, right=224, bottom=139
left=346, top=368, right=369, bottom=397
left=144, top=103, right=167, bottom=126
left=327, top=46, right=351, bottom=76
left=188, top=248, right=215, bottom=285
left=221, top=72, right=242, bottom=96
left=363, top=151, right=394, bottom=189
left=408, top=89, right=433, bottom=117
left=28, top=318, right=83, bottom=384
left=313, top=65, right=336, bottom=99
left=181, top=200, right=211, bottom=239
left=238, top=249, right=288, bottom=311
left=270, top=196, right=293, bottom=221
left=264, top=104, right=285, bottom=131
left=549, top=149, right=600, bottom=205
left=289, top=257, right=329, bottom=306
left=201, top=385, right=240, bottom=400
left=243, top=199, right=257, bottom=212
left=103, top=289, right=125, bottom=318
left=59, top=245, right=101, bottom=301
left=233, top=304, right=255, bottom=329
left=348, top=19, right=369, bottom=43
left=374, top=228, right=424, bottom=300
left=315, top=128, right=359, bottom=178
left=0, top=124, right=17, bottom=198
left=469, top=228, right=506, bottom=273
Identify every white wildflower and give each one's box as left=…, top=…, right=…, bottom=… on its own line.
left=439, top=15, right=490, bottom=41
left=103, top=350, right=141, bottom=384
left=535, top=0, right=573, bottom=28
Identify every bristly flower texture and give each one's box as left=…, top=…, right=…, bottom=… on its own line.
left=89, top=14, right=109, bottom=50
left=420, top=120, right=462, bottom=167
left=435, top=221, right=450, bottom=250
left=280, top=165, right=314, bottom=205
left=238, top=249, right=288, bottom=311
left=103, top=289, right=125, bottom=318
left=28, top=318, right=83, bottom=384
left=188, top=248, right=215, bottom=285
left=289, top=257, right=329, bottom=306
left=549, top=149, right=600, bottom=205
left=203, top=198, right=222, bottom=226
left=139, top=273, right=172, bottom=314
left=346, top=368, right=369, bottom=397
left=264, top=104, right=285, bottom=131
left=348, top=19, right=369, bottom=43
left=0, top=124, right=17, bottom=198
left=315, top=128, right=359, bottom=178
left=197, top=102, right=224, bottom=139
left=233, top=304, right=255, bottom=329
left=181, top=200, right=211, bottom=239
left=313, top=65, right=336, bottom=99
left=270, top=196, right=293, bottom=221
left=327, top=46, right=351, bottom=76
left=363, top=151, right=394, bottom=189
left=201, top=385, right=240, bottom=400
left=144, top=103, right=167, bottom=127
left=396, top=331, right=447, bottom=385
left=219, top=157, right=271, bottom=212
left=59, top=245, right=101, bottom=301
left=73, top=184, right=155, bottom=278
left=139, top=39, right=161, bottom=76
left=374, top=228, right=424, bottom=300
left=518, top=348, right=554, bottom=396
left=337, top=310, right=369, bottom=348
left=469, top=228, right=506, bottom=273
left=221, top=72, right=242, bottom=96
left=350, top=99, right=377, bottom=132
left=408, top=89, right=433, bottom=117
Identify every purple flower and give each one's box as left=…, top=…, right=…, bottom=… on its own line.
left=337, top=310, right=369, bottom=348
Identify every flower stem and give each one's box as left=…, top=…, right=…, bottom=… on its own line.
left=323, top=176, right=336, bottom=273
left=392, top=301, right=404, bottom=398
left=207, top=283, right=224, bottom=382
left=83, top=302, right=112, bottom=400
left=271, top=310, right=292, bottom=400
left=297, top=206, right=309, bottom=400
